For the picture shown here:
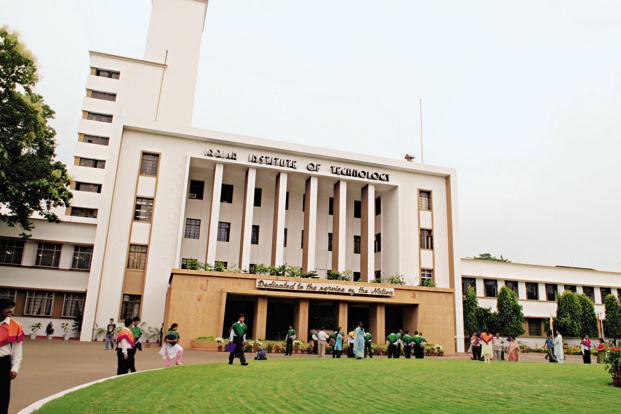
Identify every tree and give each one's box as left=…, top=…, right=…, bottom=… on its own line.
left=555, top=291, right=582, bottom=337
left=496, top=286, right=525, bottom=337
left=0, top=27, right=71, bottom=236
left=577, top=294, right=598, bottom=338
left=475, top=253, right=510, bottom=262
left=463, top=286, right=478, bottom=336
left=475, top=306, right=497, bottom=334
left=604, top=294, right=621, bottom=341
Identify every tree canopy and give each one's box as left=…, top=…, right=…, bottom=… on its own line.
left=474, top=253, right=510, bottom=262
left=496, top=286, right=525, bottom=337
left=577, top=294, right=598, bottom=338
left=604, top=294, right=621, bottom=340
left=463, top=285, right=478, bottom=336
left=0, top=27, right=71, bottom=236
left=555, top=291, right=583, bottom=337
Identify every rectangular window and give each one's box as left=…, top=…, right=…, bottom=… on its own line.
left=285, top=192, right=289, bottom=210
left=36, top=243, right=62, bottom=267
left=545, top=284, right=557, bottom=302
left=582, top=286, right=594, bottom=302
left=328, top=197, right=334, bottom=215
left=62, top=293, right=85, bottom=318
left=89, top=90, right=117, bottom=101
left=24, top=291, right=54, bottom=316
left=375, top=197, right=381, bottom=215
left=420, top=229, right=433, bottom=250
left=140, top=153, right=159, bottom=176
left=93, top=68, right=120, bottom=79
left=0, top=289, right=17, bottom=302
left=82, top=134, right=109, bottom=146
left=78, top=157, right=106, bottom=169
left=301, top=230, right=304, bottom=249
left=189, top=180, right=204, bottom=200
left=302, top=194, right=305, bottom=212
left=120, top=294, right=141, bottom=320
left=526, top=283, right=539, bottom=300
left=353, top=272, right=361, bottom=282
left=220, top=184, right=234, bottom=203
left=527, top=318, right=543, bottom=337
left=328, top=233, right=333, bottom=252
left=75, top=182, right=102, bottom=193
left=0, top=238, right=25, bottom=265
left=70, top=207, right=98, bottom=218
left=374, top=270, right=382, bottom=280
left=184, top=218, right=201, bottom=239
left=254, top=188, right=262, bottom=207
left=374, top=233, right=381, bottom=253
left=421, top=269, right=433, bottom=282
left=600, top=288, right=612, bottom=303
left=284, top=228, right=287, bottom=248
left=127, top=245, right=148, bottom=270
left=462, top=277, right=476, bottom=295
left=484, top=279, right=498, bottom=297
left=217, top=222, right=230, bottom=242
left=354, top=200, right=361, bottom=219
left=504, top=280, right=519, bottom=296
left=86, top=112, right=113, bottom=123
left=354, top=235, right=361, bottom=254
left=564, top=285, right=577, bottom=293
left=134, top=198, right=153, bottom=222
left=251, top=225, right=260, bottom=245
left=72, top=246, right=93, bottom=270
left=419, top=190, right=432, bottom=211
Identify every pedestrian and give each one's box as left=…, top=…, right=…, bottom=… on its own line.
left=353, top=322, right=365, bottom=359
left=104, top=318, right=116, bottom=350
left=45, top=322, right=54, bottom=340
left=580, top=335, right=592, bottom=364
left=402, top=330, right=412, bottom=359
left=131, top=316, right=142, bottom=353
left=506, top=337, right=519, bottom=362
left=347, top=331, right=355, bottom=358
left=386, top=332, right=398, bottom=358
left=553, top=330, right=565, bottom=364
left=284, top=325, right=296, bottom=356
left=228, top=314, right=248, bottom=366
left=492, top=333, right=504, bottom=361
left=544, top=333, right=556, bottom=363
left=364, top=330, right=373, bottom=358
left=115, top=318, right=136, bottom=375
left=311, top=330, right=319, bottom=354
left=332, top=327, right=344, bottom=358
left=470, top=332, right=481, bottom=361
left=159, top=331, right=183, bottom=367
left=395, top=330, right=403, bottom=358
left=0, top=298, right=23, bottom=414
left=317, top=327, right=329, bottom=357
left=480, top=331, right=493, bottom=363
left=158, top=323, right=163, bottom=346
left=413, top=331, right=426, bottom=359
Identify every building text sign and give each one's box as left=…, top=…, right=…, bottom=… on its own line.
left=256, top=279, right=395, bottom=297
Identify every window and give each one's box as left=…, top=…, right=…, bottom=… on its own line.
left=221, top=184, right=234, bottom=203
left=354, top=200, right=361, bottom=219
left=62, top=293, right=85, bottom=318
left=374, top=233, right=381, bottom=253
left=78, top=157, right=106, bottom=169
left=36, top=243, right=62, bottom=267
left=251, top=225, right=260, bottom=245
left=526, top=283, right=539, bottom=300
left=375, top=197, right=381, bottom=215
left=419, top=191, right=432, bottom=211
left=462, top=277, right=476, bottom=295
left=327, top=233, right=333, bottom=252
left=582, top=286, right=594, bottom=302
left=120, top=294, right=141, bottom=320
left=70, top=207, right=98, bottom=218
left=301, top=230, right=304, bottom=249
left=354, top=235, right=361, bottom=254
left=302, top=194, right=305, bottom=212
left=484, top=279, right=498, bottom=297
left=254, top=188, right=262, bottom=207
left=504, top=281, right=519, bottom=297
left=217, top=222, right=230, bottom=242
left=24, top=291, right=54, bottom=316
left=600, top=288, right=612, bottom=302
left=328, top=197, right=334, bottom=215
left=420, top=229, right=433, bottom=250
left=0, top=289, right=17, bottom=302
left=134, top=198, right=153, bottom=222
left=75, top=182, right=102, bottom=193
left=184, top=219, right=201, bottom=239
left=93, top=68, right=120, bottom=79
left=189, top=180, right=204, bottom=200
left=81, top=134, right=109, bottom=145
left=140, top=153, right=159, bottom=176
left=353, top=272, right=361, bottom=282
left=374, top=270, right=382, bottom=280
left=527, top=318, right=543, bottom=337
left=285, top=192, right=290, bottom=210
left=72, top=246, right=93, bottom=270
left=0, top=238, right=24, bottom=265
left=545, top=284, right=557, bottom=302
left=284, top=228, right=288, bottom=247
left=421, top=269, right=433, bottom=282
left=564, top=285, right=577, bottom=293
left=127, top=245, right=148, bottom=270
left=89, top=90, right=117, bottom=101
left=86, top=112, right=113, bottom=123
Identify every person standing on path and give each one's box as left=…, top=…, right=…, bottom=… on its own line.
left=553, top=330, right=565, bottom=364
left=386, top=332, right=398, bottom=358
left=115, top=318, right=135, bottom=375
left=580, top=335, right=592, bottom=364
left=228, top=315, right=248, bottom=366
left=317, top=327, right=329, bottom=357
left=353, top=323, right=365, bottom=359
left=470, top=333, right=481, bottom=361
left=364, top=330, right=373, bottom=358
left=159, top=331, right=184, bottom=367
left=506, top=337, right=520, bottom=362
left=104, top=318, right=116, bottom=350
left=492, top=333, right=504, bottom=361
left=402, top=331, right=413, bottom=359
left=332, top=327, right=344, bottom=358
left=480, top=331, right=493, bottom=363
left=544, top=334, right=556, bottom=363
left=285, top=325, right=296, bottom=356
left=311, top=330, right=319, bottom=354
left=131, top=316, right=143, bottom=353
left=0, top=298, right=23, bottom=414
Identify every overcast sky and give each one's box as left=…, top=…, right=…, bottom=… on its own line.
left=2, top=0, right=620, bottom=271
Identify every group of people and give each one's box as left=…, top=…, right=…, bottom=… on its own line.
left=385, top=330, right=427, bottom=359
left=310, top=323, right=368, bottom=359
left=469, top=331, right=520, bottom=363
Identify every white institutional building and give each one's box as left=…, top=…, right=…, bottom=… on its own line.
left=0, top=0, right=619, bottom=349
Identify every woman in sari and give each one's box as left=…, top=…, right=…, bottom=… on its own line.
left=553, top=330, right=565, bottom=364
left=332, top=327, right=344, bottom=358
left=480, top=331, right=493, bottom=363
left=506, top=337, right=519, bottom=362
left=353, top=322, right=365, bottom=359
left=580, top=335, right=592, bottom=364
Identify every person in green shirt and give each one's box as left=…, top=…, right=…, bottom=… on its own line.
left=386, top=332, right=399, bottom=358
left=285, top=325, right=296, bottom=356
left=129, top=316, right=142, bottom=373
left=412, top=331, right=426, bottom=359
left=402, top=330, right=413, bottom=359
left=228, top=314, right=248, bottom=366
left=364, top=331, right=373, bottom=358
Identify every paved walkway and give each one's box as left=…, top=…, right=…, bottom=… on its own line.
left=9, top=340, right=585, bottom=413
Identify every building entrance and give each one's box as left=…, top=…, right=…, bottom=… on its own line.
left=309, top=300, right=338, bottom=332
left=385, top=304, right=404, bottom=335
left=222, top=295, right=255, bottom=338
left=347, top=303, right=370, bottom=333
left=266, top=298, right=295, bottom=340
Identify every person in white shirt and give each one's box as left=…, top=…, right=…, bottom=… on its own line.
left=317, top=328, right=329, bottom=357
left=115, top=318, right=136, bottom=375
left=0, top=298, right=24, bottom=414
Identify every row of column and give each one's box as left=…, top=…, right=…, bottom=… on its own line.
left=204, top=163, right=376, bottom=280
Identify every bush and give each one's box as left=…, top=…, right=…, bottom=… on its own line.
left=556, top=291, right=583, bottom=337
left=496, top=286, right=524, bottom=337
left=421, top=278, right=436, bottom=288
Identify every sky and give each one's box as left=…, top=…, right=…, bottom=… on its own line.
left=2, top=0, right=620, bottom=271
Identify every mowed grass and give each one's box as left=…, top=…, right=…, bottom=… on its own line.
left=37, top=358, right=617, bottom=414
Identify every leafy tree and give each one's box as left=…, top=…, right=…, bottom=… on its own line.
left=463, top=286, right=478, bottom=336
left=555, top=291, right=582, bottom=337
left=475, top=306, right=497, bottom=334
left=603, top=294, right=621, bottom=341
left=577, top=294, right=598, bottom=337
left=496, top=286, right=525, bottom=337
left=475, top=253, right=510, bottom=262
left=0, top=27, right=71, bottom=235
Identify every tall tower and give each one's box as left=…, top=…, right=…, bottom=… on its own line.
left=144, top=0, right=208, bottom=126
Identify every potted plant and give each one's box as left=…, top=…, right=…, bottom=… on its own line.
left=45, top=322, right=54, bottom=340
left=60, top=321, right=72, bottom=340
left=605, top=346, right=621, bottom=387
left=266, top=343, right=273, bottom=353
left=215, top=337, right=225, bottom=352
left=293, top=339, right=302, bottom=354
left=95, top=327, right=106, bottom=341
left=30, top=322, right=42, bottom=340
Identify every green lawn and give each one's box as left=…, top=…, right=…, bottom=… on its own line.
left=37, top=359, right=617, bottom=413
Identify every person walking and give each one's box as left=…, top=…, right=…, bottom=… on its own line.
left=580, top=335, right=592, bottom=364
left=317, top=327, right=329, bottom=357
left=353, top=323, right=365, bottom=359
left=159, top=331, right=184, bottom=367
left=332, top=327, right=344, bottom=358
left=544, top=334, right=556, bottom=363
left=228, top=315, right=248, bottom=366
left=492, top=333, right=504, bottom=361
left=104, top=318, right=116, bottom=350
left=413, top=331, right=426, bottom=359
left=0, top=298, right=23, bottom=414
left=470, top=333, right=481, bottom=361
left=347, top=331, right=355, bottom=358
left=553, top=330, right=565, bottom=364
left=480, top=331, right=493, bottom=363
left=402, top=330, right=413, bottom=359
left=131, top=316, right=143, bottom=352
left=364, top=330, right=373, bottom=358
left=311, top=330, right=319, bottom=355
left=116, top=318, right=136, bottom=375
left=285, top=325, right=296, bottom=356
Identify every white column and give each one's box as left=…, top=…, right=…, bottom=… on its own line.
left=332, top=180, right=347, bottom=272
left=302, top=176, right=318, bottom=273
left=206, top=163, right=223, bottom=265
left=271, top=172, right=287, bottom=267
left=360, top=184, right=375, bottom=281
left=239, top=168, right=256, bottom=271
